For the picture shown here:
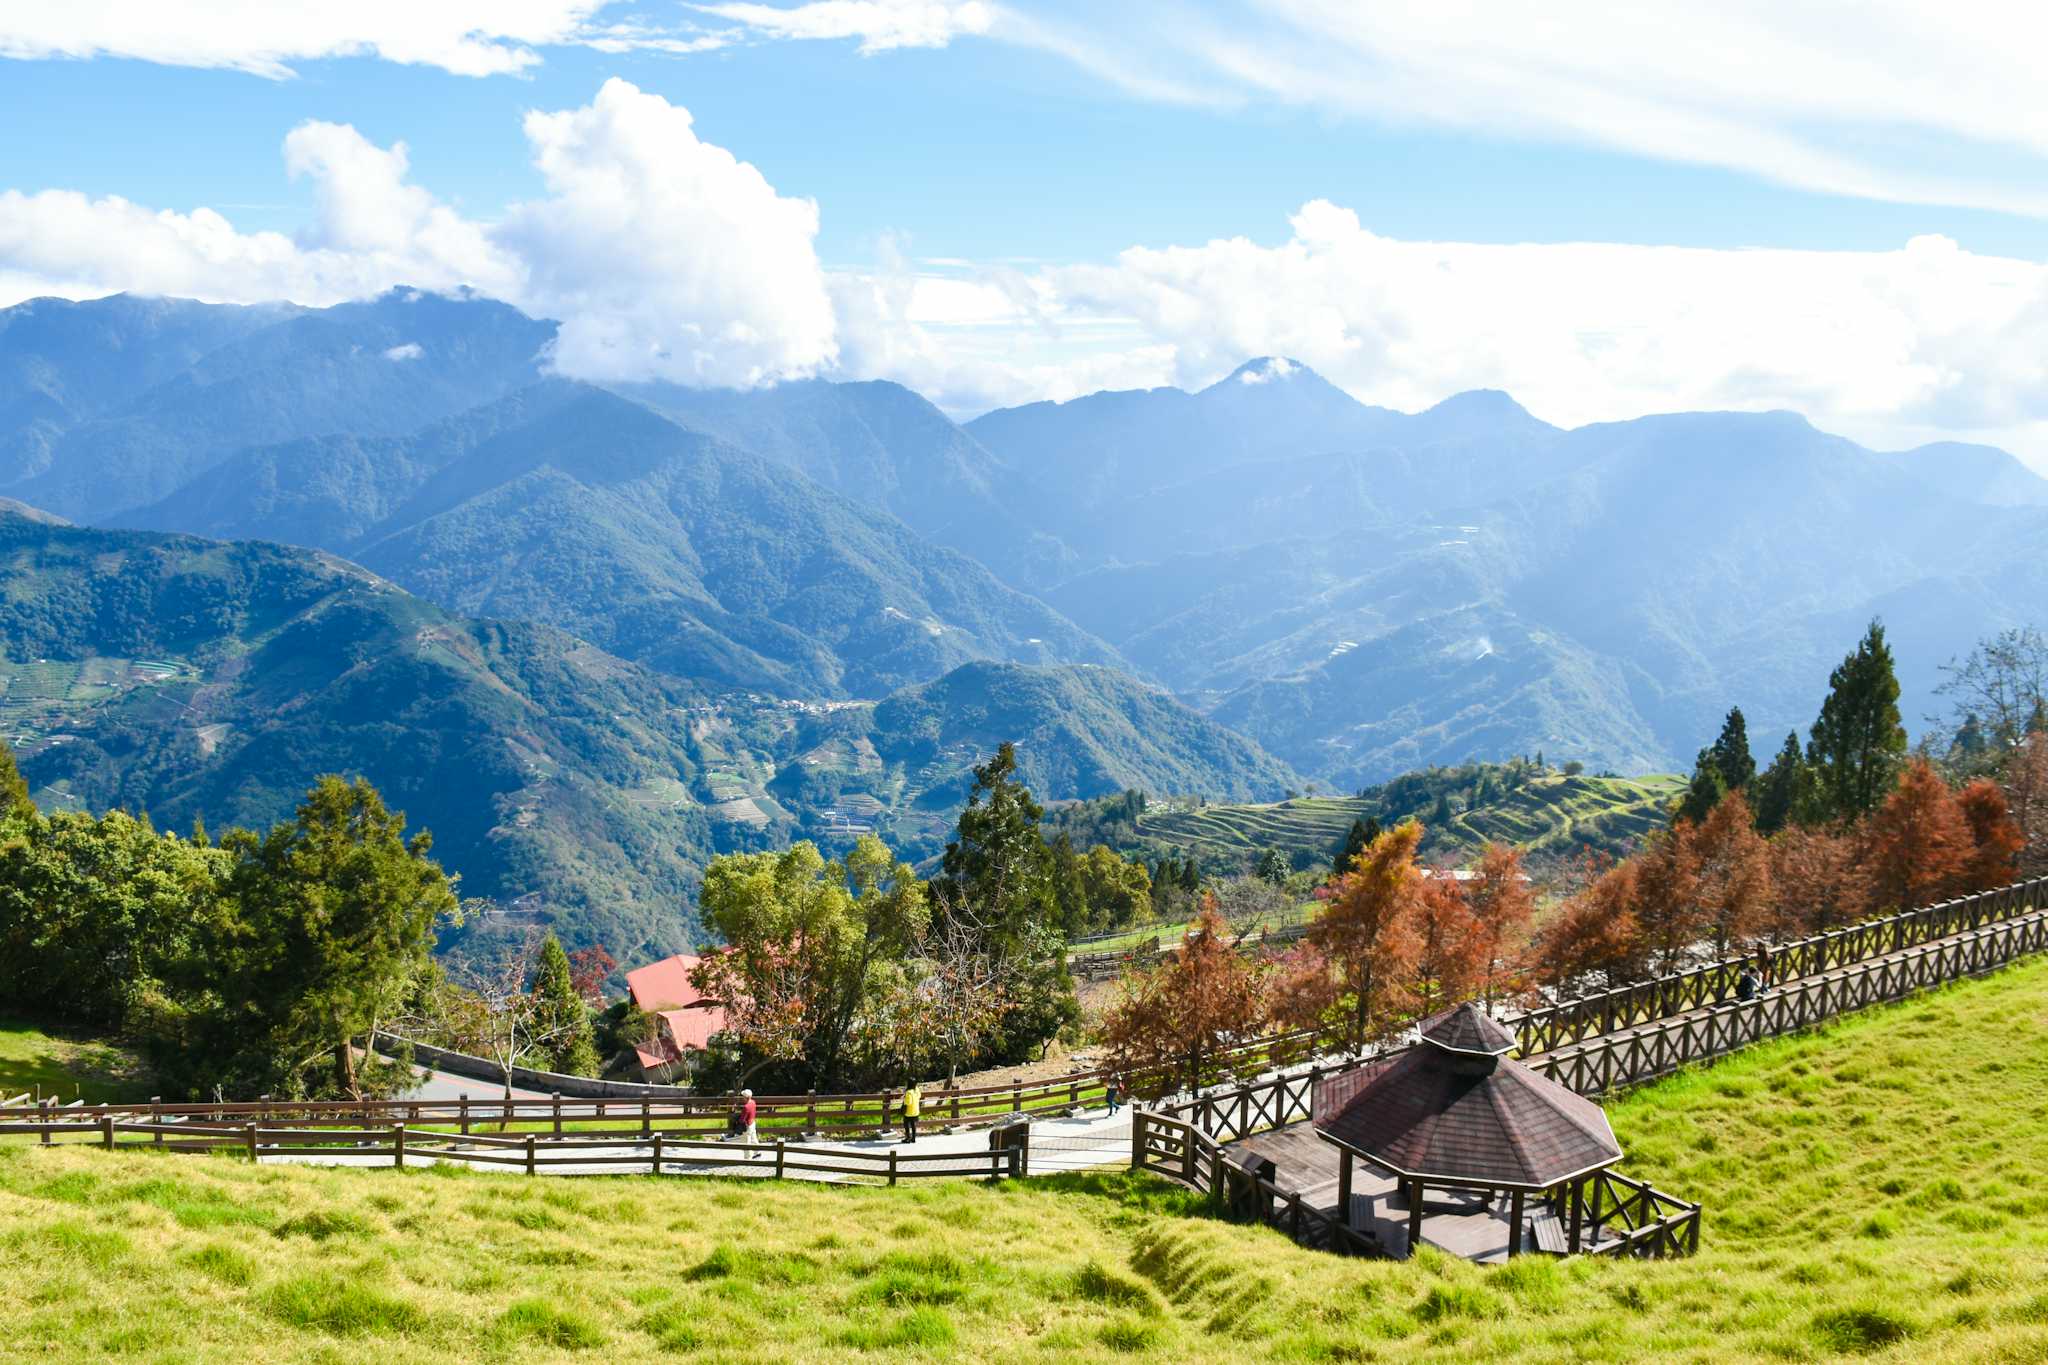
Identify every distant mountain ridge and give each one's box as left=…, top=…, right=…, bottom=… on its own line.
left=5, top=289, right=2047, bottom=796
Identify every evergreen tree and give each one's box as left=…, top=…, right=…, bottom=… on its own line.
left=528, top=932, right=601, bottom=1076
left=1675, top=753, right=1727, bottom=825
left=200, top=776, right=456, bottom=1098
left=1707, top=707, right=1757, bottom=792
left=1807, top=620, right=1908, bottom=822
left=1752, top=731, right=1806, bottom=834
left=1179, top=857, right=1200, bottom=893
left=938, top=742, right=1074, bottom=1062
left=1335, top=817, right=1377, bottom=874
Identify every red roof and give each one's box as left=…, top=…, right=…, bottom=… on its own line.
left=626, top=954, right=707, bottom=1011
left=625, top=954, right=725, bottom=1070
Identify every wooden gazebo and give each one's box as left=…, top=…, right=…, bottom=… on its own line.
left=1312, top=1003, right=1624, bottom=1257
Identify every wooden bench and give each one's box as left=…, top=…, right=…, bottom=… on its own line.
left=1528, top=1209, right=1570, bottom=1255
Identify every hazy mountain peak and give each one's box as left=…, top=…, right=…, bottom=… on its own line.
left=1218, top=356, right=1311, bottom=387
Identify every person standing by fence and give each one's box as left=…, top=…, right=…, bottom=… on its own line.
left=740, top=1089, right=758, bottom=1144
left=902, top=1082, right=922, bottom=1143
left=1105, top=1076, right=1123, bottom=1117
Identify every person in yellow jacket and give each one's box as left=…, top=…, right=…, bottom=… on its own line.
left=902, top=1082, right=922, bottom=1144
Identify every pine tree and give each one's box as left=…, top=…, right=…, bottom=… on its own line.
left=1752, top=732, right=1806, bottom=834
left=1707, top=707, right=1756, bottom=792
left=1254, top=848, right=1289, bottom=884
left=529, top=932, right=601, bottom=1076
left=1675, top=752, right=1728, bottom=825
left=1335, top=817, right=1377, bottom=874
left=1808, top=620, right=1907, bottom=822
left=937, top=742, right=1072, bottom=1062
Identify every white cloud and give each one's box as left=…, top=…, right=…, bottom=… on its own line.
left=910, top=1, right=2048, bottom=218
left=383, top=342, right=424, bottom=360
left=833, top=203, right=2048, bottom=468
left=693, top=0, right=993, bottom=53
left=0, top=1, right=614, bottom=78
left=500, top=78, right=835, bottom=385
left=0, top=81, right=833, bottom=389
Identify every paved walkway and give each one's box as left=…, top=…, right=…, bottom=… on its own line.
left=259, top=1101, right=1139, bottom=1181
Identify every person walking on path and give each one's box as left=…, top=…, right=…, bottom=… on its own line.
left=1753, top=944, right=1771, bottom=991
left=740, top=1089, right=759, bottom=1145
left=902, top=1082, right=922, bottom=1143
left=1105, top=1076, right=1123, bottom=1117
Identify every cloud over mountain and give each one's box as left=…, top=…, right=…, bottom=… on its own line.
left=0, top=80, right=835, bottom=390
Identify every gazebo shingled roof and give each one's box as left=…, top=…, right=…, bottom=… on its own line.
left=1417, top=1002, right=1518, bottom=1056
left=1313, top=1003, right=1622, bottom=1190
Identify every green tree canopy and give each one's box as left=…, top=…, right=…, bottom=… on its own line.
left=1808, top=620, right=1907, bottom=822
left=528, top=931, right=600, bottom=1077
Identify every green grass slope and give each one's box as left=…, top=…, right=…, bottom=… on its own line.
left=1141, top=771, right=1683, bottom=869
left=0, top=1019, right=150, bottom=1104
left=4, top=956, right=2046, bottom=1361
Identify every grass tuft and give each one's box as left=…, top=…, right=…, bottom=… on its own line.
left=259, top=1275, right=425, bottom=1338
left=491, top=1298, right=605, bottom=1350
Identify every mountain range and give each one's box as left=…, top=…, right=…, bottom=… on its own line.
left=2, top=287, right=2044, bottom=945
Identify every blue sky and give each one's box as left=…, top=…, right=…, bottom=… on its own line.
left=5, top=2, right=2048, bottom=466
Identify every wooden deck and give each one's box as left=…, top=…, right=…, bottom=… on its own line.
left=1224, top=1125, right=1521, bottom=1262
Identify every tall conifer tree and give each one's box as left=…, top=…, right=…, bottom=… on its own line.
left=1807, top=620, right=1907, bottom=822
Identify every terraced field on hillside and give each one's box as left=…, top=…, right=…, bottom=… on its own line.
left=1141, top=772, right=1682, bottom=865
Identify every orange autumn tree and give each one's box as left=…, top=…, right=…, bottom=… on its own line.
left=1863, top=758, right=1972, bottom=911
left=1466, top=843, right=1537, bottom=1005
left=1305, top=820, right=1424, bottom=1049
left=1538, top=858, right=1648, bottom=988
left=1409, top=872, right=1484, bottom=1016
left=1692, top=791, right=1774, bottom=955
left=1767, top=825, right=1872, bottom=935
left=1630, top=819, right=1704, bottom=974
left=1099, top=903, right=1269, bottom=1100
left=1955, top=777, right=2025, bottom=892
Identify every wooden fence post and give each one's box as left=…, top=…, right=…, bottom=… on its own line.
left=152, top=1096, right=163, bottom=1146
left=525, top=1133, right=536, bottom=1176
left=39, top=1098, right=50, bottom=1145
left=101, top=1115, right=114, bottom=1150
left=551, top=1092, right=562, bottom=1137
left=641, top=1098, right=651, bottom=1138
left=775, top=1139, right=787, bottom=1180
left=1130, top=1113, right=1145, bottom=1172
left=393, top=1124, right=406, bottom=1169
left=459, top=1094, right=470, bottom=1136
left=245, top=1123, right=258, bottom=1162
left=888, top=1149, right=899, bottom=1187
left=652, top=1130, right=663, bottom=1175
left=806, top=1090, right=818, bottom=1135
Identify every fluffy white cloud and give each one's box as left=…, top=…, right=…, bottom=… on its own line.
left=693, top=1, right=993, bottom=53
left=0, top=2, right=614, bottom=78
left=834, top=203, right=2048, bottom=467
left=499, top=79, right=834, bottom=385
left=0, top=81, right=834, bottom=388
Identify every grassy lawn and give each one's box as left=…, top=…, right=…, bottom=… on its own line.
left=0, top=1017, right=153, bottom=1104
left=3, top=958, right=2048, bottom=1361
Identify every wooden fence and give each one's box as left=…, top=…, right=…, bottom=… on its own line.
left=1507, top=876, right=2047, bottom=1055
left=1529, top=905, right=2048, bottom=1096
left=0, top=1112, right=1032, bottom=1184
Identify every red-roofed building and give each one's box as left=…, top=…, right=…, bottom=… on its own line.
left=624, top=954, right=726, bottom=1083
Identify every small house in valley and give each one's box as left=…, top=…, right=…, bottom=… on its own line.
left=624, top=954, right=725, bottom=1083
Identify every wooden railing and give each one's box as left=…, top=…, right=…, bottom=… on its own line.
left=0, top=1113, right=1031, bottom=1184
left=0, top=1024, right=1340, bottom=1139
left=1546, top=1168, right=1702, bottom=1258
left=1529, top=906, right=2048, bottom=1096
left=1507, top=876, right=2047, bottom=1055
left=1129, top=1109, right=1380, bottom=1256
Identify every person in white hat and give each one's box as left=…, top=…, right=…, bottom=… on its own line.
left=740, top=1089, right=759, bottom=1145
